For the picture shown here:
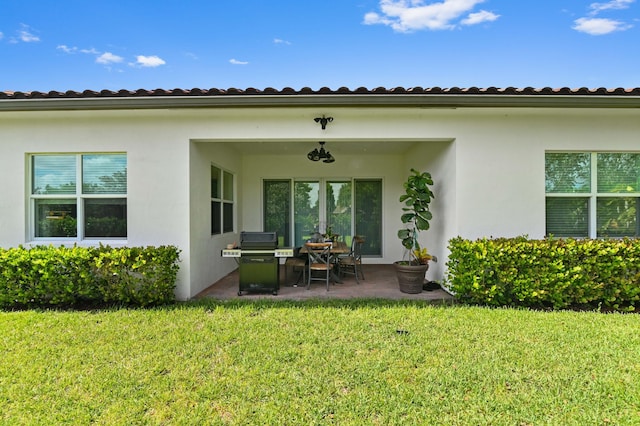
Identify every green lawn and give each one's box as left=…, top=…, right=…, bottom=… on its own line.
left=2, top=300, right=640, bottom=425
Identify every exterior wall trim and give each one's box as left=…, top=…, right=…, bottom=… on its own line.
left=3, top=93, right=640, bottom=112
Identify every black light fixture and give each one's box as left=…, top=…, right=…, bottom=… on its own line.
left=314, top=115, right=334, bottom=130
left=307, top=141, right=335, bottom=163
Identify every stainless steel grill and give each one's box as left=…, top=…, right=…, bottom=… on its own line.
left=240, top=231, right=278, bottom=249
left=221, top=231, right=293, bottom=296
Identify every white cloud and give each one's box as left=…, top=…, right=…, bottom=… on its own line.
left=8, top=24, right=40, bottom=43
left=573, top=0, right=634, bottom=34
left=0, top=32, right=4, bottom=40
left=589, top=0, right=635, bottom=15
left=229, top=58, right=249, bottom=65
left=19, top=29, right=39, bottom=42
left=59, top=45, right=165, bottom=69
left=57, top=44, right=77, bottom=54
left=96, top=52, right=124, bottom=64
left=363, top=0, right=497, bottom=32
left=363, top=12, right=392, bottom=26
left=58, top=45, right=101, bottom=56
left=135, top=55, right=166, bottom=67
left=274, top=38, right=291, bottom=45
left=573, top=17, right=632, bottom=34
left=461, top=10, right=499, bottom=25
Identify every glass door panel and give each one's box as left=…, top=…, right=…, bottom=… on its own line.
left=355, top=179, right=382, bottom=256
left=294, top=181, right=319, bottom=247
left=326, top=181, right=352, bottom=244
left=263, top=180, right=291, bottom=246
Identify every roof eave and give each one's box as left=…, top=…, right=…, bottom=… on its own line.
left=2, top=94, right=640, bottom=112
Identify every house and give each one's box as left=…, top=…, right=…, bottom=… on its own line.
left=1, top=86, right=640, bottom=300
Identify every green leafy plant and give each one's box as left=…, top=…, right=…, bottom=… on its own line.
left=446, top=236, right=640, bottom=311
left=412, top=247, right=434, bottom=265
left=94, top=245, right=181, bottom=306
left=397, top=168, right=435, bottom=265
left=323, top=226, right=337, bottom=242
left=0, top=245, right=181, bottom=308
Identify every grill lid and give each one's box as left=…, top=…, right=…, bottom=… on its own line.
left=240, top=231, right=278, bottom=249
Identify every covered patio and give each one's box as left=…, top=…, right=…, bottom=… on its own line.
left=196, top=263, right=454, bottom=302
left=189, top=133, right=455, bottom=300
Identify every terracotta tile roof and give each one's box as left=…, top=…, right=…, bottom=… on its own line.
left=2, top=86, right=640, bottom=99
left=3, top=86, right=640, bottom=111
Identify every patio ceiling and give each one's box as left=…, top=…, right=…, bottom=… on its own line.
left=209, top=140, right=435, bottom=156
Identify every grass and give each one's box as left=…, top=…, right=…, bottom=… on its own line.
left=2, top=300, right=640, bottom=425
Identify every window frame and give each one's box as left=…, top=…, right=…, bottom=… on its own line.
left=545, top=152, right=640, bottom=238
left=211, top=164, right=235, bottom=236
left=29, top=153, right=128, bottom=242
left=262, top=177, right=383, bottom=256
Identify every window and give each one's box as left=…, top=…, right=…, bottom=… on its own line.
left=211, top=165, right=234, bottom=235
left=545, top=152, right=640, bottom=238
left=31, top=154, right=127, bottom=240
left=263, top=178, right=382, bottom=255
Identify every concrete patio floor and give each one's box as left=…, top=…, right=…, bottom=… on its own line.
left=196, top=264, right=455, bottom=302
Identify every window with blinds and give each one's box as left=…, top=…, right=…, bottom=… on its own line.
left=31, top=153, right=127, bottom=239
left=545, top=152, right=640, bottom=238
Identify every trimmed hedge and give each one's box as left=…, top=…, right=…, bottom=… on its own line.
left=446, top=236, right=640, bottom=311
left=0, top=245, right=181, bottom=309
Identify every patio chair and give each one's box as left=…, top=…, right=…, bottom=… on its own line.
left=305, top=242, right=333, bottom=291
left=338, top=236, right=365, bottom=284
left=284, top=247, right=306, bottom=286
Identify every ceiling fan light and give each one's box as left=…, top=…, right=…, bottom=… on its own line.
left=307, top=141, right=335, bottom=163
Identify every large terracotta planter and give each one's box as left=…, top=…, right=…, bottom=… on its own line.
left=394, top=262, right=429, bottom=294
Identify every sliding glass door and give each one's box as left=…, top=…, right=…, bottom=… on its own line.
left=264, top=178, right=382, bottom=255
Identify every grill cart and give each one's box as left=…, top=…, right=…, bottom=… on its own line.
left=221, top=231, right=293, bottom=296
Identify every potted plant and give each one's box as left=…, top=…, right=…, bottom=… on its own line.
left=323, top=226, right=338, bottom=242
left=394, top=168, right=436, bottom=293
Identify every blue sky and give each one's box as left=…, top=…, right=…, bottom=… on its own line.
left=2, top=0, right=639, bottom=92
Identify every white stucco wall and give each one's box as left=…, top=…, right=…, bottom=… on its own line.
left=453, top=108, right=640, bottom=240
left=0, top=109, right=193, bottom=299
left=2, top=104, right=640, bottom=299
left=403, top=140, right=457, bottom=282
left=188, top=141, right=243, bottom=297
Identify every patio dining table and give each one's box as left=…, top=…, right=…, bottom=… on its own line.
left=299, top=241, right=350, bottom=283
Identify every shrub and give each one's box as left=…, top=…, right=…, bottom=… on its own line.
left=93, top=245, right=181, bottom=306
left=0, top=245, right=180, bottom=309
left=446, top=236, right=640, bottom=311
left=0, top=245, right=97, bottom=307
